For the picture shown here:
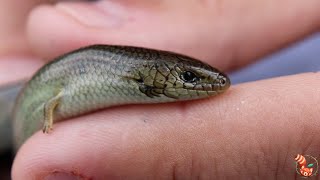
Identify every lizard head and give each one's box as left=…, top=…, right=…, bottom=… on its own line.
left=135, top=53, right=230, bottom=100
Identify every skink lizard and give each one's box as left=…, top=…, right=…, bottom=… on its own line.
left=12, top=45, right=231, bottom=149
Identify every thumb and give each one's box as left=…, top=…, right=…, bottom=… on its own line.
left=26, top=0, right=320, bottom=71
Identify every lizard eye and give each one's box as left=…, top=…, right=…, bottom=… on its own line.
left=219, top=78, right=226, bottom=85
left=180, top=71, right=198, bottom=83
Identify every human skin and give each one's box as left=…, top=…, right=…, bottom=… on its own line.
left=0, top=0, right=319, bottom=179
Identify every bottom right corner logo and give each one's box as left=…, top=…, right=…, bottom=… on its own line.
left=295, top=154, right=319, bottom=177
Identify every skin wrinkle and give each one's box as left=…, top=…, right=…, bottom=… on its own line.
left=255, top=153, right=261, bottom=178
left=300, top=132, right=316, bottom=155
left=281, top=142, right=290, bottom=172
left=274, top=150, right=281, bottom=179
left=254, top=74, right=316, bottom=176
left=259, top=126, right=292, bottom=175
left=165, top=108, right=190, bottom=179
left=160, top=101, right=214, bottom=179
left=131, top=109, right=178, bottom=179
left=171, top=163, right=177, bottom=180
left=189, top=150, right=197, bottom=179
left=188, top=96, right=234, bottom=176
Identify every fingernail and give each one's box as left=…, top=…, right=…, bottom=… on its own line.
left=44, top=172, right=82, bottom=180
left=55, top=1, right=129, bottom=28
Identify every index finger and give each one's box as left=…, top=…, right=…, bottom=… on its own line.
left=12, top=72, right=320, bottom=179
left=26, top=0, right=320, bottom=71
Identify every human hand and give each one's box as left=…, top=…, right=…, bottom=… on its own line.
left=4, top=0, right=320, bottom=179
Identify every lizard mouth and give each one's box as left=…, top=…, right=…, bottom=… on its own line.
left=190, top=74, right=230, bottom=93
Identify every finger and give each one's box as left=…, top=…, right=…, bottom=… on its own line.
left=26, top=0, right=320, bottom=71
left=12, top=72, right=320, bottom=179
left=0, top=0, right=51, bottom=55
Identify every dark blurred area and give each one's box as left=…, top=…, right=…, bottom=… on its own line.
left=0, top=151, right=13, bottom=180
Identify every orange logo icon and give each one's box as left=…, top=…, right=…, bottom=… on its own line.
left=295, top=154, right=318, bottom=177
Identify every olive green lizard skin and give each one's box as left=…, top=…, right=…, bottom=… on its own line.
left=13, top=45, right=230, bottom=149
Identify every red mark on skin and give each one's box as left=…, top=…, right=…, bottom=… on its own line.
left=42, top=170, right=94, bottom=180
